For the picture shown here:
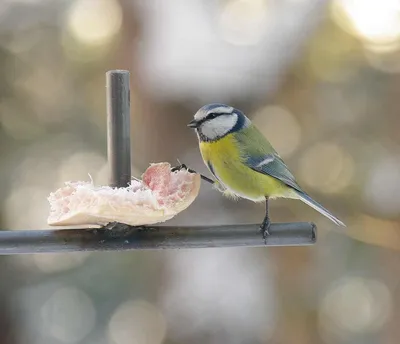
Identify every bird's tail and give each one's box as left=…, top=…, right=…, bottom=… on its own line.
left=294, top=191, right=346, bottom=227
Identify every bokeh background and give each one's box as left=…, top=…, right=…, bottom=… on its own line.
left=1, top=0, right=400, bottom=343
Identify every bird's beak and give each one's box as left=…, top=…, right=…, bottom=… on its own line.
left=187, top=120, right=199, bottom=128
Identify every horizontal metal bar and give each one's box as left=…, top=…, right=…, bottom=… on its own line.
left=0, top=222, right=316, bottom=255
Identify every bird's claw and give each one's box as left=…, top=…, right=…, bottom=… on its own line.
left=259, top=220, right=271, bottom=245
left=171, top=164, right=188, bottom=172
left=171, top=163, right=197, bottom=175
left=171, top=163, right=215, bottom=185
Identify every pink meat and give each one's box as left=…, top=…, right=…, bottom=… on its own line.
left=142, top=163, right=171, bottom=199
left=47, top=163, right=201, bottom=227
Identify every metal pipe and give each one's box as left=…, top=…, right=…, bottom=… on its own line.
left=0, top=222, right=316, bottom=255
left=107, top=70, right=131, bottom=188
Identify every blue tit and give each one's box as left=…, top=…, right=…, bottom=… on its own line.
left=187, top=103, right=345, bottom=237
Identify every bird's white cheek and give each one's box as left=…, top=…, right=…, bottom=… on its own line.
left=198, top=115, right=238, bottom=140
left=201, top=122, right=231, bottom=140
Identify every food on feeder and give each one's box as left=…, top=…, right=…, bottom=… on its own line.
left=47, top=162, right=200, bottom=227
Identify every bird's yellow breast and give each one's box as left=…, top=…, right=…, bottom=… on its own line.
left=199, top=134, right=288, bottom=201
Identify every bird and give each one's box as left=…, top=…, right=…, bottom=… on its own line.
left=186, top=103, right=345, bottom=238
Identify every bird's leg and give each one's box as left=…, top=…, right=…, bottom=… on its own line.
left=171, top=164, right=215, bottom=185
left=259, top=197, right=271, bottom=243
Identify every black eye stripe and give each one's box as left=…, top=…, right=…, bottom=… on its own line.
left=206, top=113, right=218, bottom=120
left=195, top=111, right=233, bottom=126
left=195, top=113, right=218, bottom=126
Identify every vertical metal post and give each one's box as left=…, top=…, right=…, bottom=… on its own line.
left=106, top=70, right=131, bottom=188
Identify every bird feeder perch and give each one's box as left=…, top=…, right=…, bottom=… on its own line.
left=0, top=70, right=317, bottom=255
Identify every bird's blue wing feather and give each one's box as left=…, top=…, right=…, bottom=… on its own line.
left=234, top=124, right=304, bottom=192
left=245, top=154, right=303, bottom=193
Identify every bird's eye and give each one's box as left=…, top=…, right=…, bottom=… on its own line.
left=208, top=113, right=217, bottom=119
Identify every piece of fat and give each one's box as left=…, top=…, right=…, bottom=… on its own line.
left=47, top=162, right=200, bottom=227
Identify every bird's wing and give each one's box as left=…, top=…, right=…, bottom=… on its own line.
left=245, top=154, right=303, bottom=192
left=235, top=125, right=303, bottom=193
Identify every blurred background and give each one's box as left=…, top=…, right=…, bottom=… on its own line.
left=0, top=0, right=400, bottom=343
